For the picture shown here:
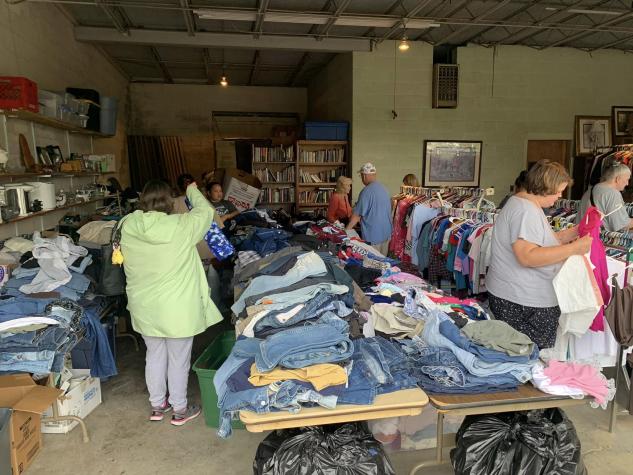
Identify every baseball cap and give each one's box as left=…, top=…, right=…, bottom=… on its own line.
left=358, top=162, right=377, bottom=174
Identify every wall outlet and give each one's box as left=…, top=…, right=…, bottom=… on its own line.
left=485, top=187, right=495, bottom=196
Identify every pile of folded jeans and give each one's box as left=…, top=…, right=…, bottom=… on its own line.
left=216, top=247, right=419, bottom=438
left=0, top=298, right=85, bottom=374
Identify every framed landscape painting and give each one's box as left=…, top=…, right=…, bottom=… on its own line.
left=423, top=140, right=482, bottom=187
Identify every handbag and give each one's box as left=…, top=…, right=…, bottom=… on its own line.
left=97, top=218, right=127, bottom=296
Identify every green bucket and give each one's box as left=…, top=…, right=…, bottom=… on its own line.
left=193, top=331, right=244, bottom=429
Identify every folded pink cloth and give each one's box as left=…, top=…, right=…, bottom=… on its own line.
left=543, top=360, right=609, bottom=405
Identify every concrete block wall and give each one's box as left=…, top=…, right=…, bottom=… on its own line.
left=351, top=42, right=633, bottom=200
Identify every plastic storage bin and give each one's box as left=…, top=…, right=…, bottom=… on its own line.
left=304, top=121, right=349, bottom=141
left=0, top=77, right=38, bottom=112
left=193, top=331, right=244, bottom=429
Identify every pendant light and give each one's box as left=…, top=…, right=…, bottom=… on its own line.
left=398, top=36, right=410, bottom=52
left=220, top=74, right=228, bottom=87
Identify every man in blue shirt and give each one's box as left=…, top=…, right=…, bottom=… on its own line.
left=346, top=162, right=393, bottom=255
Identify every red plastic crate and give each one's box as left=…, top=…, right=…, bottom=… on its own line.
left=0, top=77, right=38, bottom=112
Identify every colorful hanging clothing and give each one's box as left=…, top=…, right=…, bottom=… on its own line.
left=577, top=206, right=610, bottom=332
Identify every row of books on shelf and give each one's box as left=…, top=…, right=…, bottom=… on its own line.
left=299, top=148, right=345, bottom=163
left=299, top=169, right=342, bottom=183
left=252, top=145, right=294, bottom=162
left=298, top=188, right=334, bottom=204
left=259, top=187, right=295, bottom=203
left=254, top=166, right=296, bottom=183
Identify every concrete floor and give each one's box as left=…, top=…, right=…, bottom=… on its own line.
left=30, top=323, right=633, bottom=475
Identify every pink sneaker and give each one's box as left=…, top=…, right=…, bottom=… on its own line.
left=149, top=401, right=173, bottom=421
left=170, top=404, right=201, bottom=426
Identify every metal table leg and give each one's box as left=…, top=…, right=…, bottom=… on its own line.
left=409, top=412, right=446, bottom=475
left=41, top=401, right=90, bottom=443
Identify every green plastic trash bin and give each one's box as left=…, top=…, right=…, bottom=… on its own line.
left=193, top=331, right=244, bottom=429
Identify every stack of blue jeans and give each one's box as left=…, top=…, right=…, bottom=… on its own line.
left=0, top=298, right=84, bottom=374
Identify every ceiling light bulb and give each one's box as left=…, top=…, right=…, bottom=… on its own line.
left=398, top=38, right=410, bottom=51
left=220, top=75, right=228, bottom=87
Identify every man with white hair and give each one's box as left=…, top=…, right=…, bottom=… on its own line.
left=346, top=162, right=392, bottom=255
left=577, top=162, right=633, bottom=231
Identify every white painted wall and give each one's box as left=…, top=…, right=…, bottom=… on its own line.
left=349, top=43, right=633, bottom=200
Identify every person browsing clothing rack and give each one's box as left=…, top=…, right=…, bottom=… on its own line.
left=345, top=162, right=392, bottom=255
left=576, top=162, right=633, bottom=232
left=486, top=160, right=592, bottom=350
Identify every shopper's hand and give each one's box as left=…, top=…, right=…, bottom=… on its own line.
left=571, top=235, right=592, bottom=255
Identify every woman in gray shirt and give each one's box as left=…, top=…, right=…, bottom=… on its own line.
left=486, top=160, right=592, bottom=349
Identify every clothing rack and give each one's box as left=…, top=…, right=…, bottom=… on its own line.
left=440, top=205, right=497, bottom=223
left=399, top=185, right=485, bottom=197
left=609, top=246, right=633, bottom=432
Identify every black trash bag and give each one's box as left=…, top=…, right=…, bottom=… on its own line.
left=450, top=408, right=587, bottom=475
left=253, top=429, right=302, bottom=475
left=261, top=423, right=395, bottom=475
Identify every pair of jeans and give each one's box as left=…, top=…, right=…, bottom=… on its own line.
left=213, top=338, right=260, bottom=408
left=0, top=325, right=70, bottom=352
left=0, top=350, right=56, bottom=373
left=422, top=309, right=534, bottom=383
left=217, top=380, right=337, bottom=439
left=81, top=304, right=117, bottom=379
left=235, top=246, right=304, bottom=283
left=241, top=228, right=291, bottom=258
left=0, top=296, right=53, bottom=321
left=232, top=251, right=327, bottom=314
left=399, top=337, right=519, bottom=394
left=438, top=319, right=538, bottom=364
left=253, top=290, right=335, bottom=335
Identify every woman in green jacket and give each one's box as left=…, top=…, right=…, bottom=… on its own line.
left=121, top=180, right=222, bottom=425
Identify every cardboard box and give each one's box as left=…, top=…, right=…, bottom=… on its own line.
left=221, top=168, right=262, bottom=212
left=0, top=374, right=61, bottom=475
left=41, top=370, right=101, bottom=434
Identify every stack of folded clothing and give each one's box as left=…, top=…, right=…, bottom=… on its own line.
left=216, top=247, right=417, bottom=439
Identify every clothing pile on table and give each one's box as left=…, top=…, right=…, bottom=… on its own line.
left=0, top=233, right=117, bottom=378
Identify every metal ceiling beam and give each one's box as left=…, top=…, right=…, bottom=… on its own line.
left=95, top=0, right=129, bottom=35
left=118, top=56, right=297, bottom=71
left=433, top=0, right=514, bottom=46
left=180, top=0, right=196, bottom=36
left=540, top=11, right=633, bottom=49
left=363, top=0, right=404, bottom=38
left=253, top=0, right=270, bottom=39
left=380, top=0, right=434, bottom=41
left=499, top=0, right=611, bottom=44
left=75, top=27, right=372, bottom=52
left=459, top=0, right=545, bottom=45
left=318, top=0, right=353, bottom=39
left=149, top=47, right=173, bottom=83
left=248, top=50, right=261, bottom=85
left=589, top=32, right=633, bottom=51
left=415, top=0, right=471, bottom=42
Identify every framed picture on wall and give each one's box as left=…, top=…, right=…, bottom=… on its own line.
left=612, top=106, right=633, bottom=137
left=422, top=140, right=482, bottom=187
left=575, top=116, right=611, bottom=156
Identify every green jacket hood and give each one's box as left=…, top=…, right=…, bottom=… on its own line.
left=123, top=210, right=178, bottom=244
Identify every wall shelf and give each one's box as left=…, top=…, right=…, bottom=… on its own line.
left=297, top=203, right=329, bottom=208
left=298, top=182, right=337, bottom=187
left=261, top=181, right=295, bottom=185
left=298, top=162, right=347, bottom=167
left=0, top=109, right=114, bottom=137
left=0, top=196, right=107, bottom=226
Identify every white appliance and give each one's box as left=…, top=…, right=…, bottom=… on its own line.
left=5, top=184, right=34, bottom=217
left=26, top=182, right=56, bottom=210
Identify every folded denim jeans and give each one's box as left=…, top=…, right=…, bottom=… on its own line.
left=438, top=319, right=538, bottom=364
left=217, top=380, right=337, bottom=439
left=422, top=309, right=535, bottom=383
left=0, top=350, right=56, bottom=373
left=256, top=317, right=353, bottom=372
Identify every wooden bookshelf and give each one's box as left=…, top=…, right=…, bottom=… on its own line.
left=295, top=140, right=348, bottom=207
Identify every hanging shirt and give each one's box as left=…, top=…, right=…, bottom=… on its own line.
left=578, top=206, right=610, bottom=332
left=410, top=205, right=439, bottom=266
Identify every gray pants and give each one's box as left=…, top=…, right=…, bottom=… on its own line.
left=143, top=335, right=194, bottom=412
